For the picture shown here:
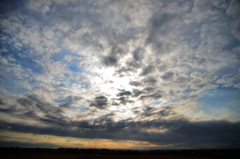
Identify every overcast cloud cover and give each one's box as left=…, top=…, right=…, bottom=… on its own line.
left=0, top=0, right=240, bottom=149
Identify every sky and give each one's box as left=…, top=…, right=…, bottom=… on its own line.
left=0, top=0, right=240, bottom=150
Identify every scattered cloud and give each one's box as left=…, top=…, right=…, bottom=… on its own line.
left=0, top=0, right=240, bottom=149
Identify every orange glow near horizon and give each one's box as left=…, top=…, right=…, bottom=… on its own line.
left=0, top=130, right=164, bottom=150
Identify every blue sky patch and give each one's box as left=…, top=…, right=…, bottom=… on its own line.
left=152, top=101, right=161, bottom=105
left=198, top=87, right=240, bottom=119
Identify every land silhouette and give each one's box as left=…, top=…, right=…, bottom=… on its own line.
left=0, top=147, right=239, bottom=159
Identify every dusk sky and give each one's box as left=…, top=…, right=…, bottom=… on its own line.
left=0, top=0, right=240, bottom=149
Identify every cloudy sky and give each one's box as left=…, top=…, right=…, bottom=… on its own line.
left=0, top=0, right=240, bottom=149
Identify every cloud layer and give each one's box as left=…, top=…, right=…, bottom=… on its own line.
left=0, top=0, right=240, bottom=149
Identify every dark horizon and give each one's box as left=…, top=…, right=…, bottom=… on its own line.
left=1, top=146, right=240, bottom=151
left=2, top=147, right=239, bottom=159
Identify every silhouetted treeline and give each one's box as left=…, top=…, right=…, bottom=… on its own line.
left=0, top=146, right=239, bottom=155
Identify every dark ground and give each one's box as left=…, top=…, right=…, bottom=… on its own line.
left=0, top=147, right=239, bottom=159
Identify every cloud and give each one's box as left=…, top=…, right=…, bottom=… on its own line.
left=90, top=96, right=108, bottom=109
left=143, top=77, right=157, bottom=84
left=116, top=96, right=133, bottom=105
left=140, top=93, right=162, bottom=101
left=26, top=0, right=51, bottom=14
left=17, top=95, right=63, bottom=116
left=158, top=64, right=167, bottom=72
left=1, top=116, right=240, bottom=149
left=226, top=0, right=240, bottom=41
left=0, top=0, right=240, bottom=149
left=145, top=12, right=177, bottom=45
left=117, top=91, right=132, bottom=96
left=116, top=67, right=136, bottom=76
left=141, top=65, right=155, bottom=76
left=0, top=140, right=59, bottom=148
left=132, top=48, right=144, bottom=61
left=161, top=71, right=174, bottom=80
left=102, top=55, right=118, bottom=67
left=0, top=93, right=240, bottom=149
left=0, top=98, right=6, bottom=105
left=129, top=81, right=141, bottom=87
left=143, top=87, right=155, bottom=93
left=132, top=89, right=143, bottom=97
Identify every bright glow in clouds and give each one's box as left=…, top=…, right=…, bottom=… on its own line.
left=0, top=0, right=240, bottom=149
left=100, top=68, right=133, bottom=94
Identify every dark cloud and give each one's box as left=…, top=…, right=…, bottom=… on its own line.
left=97, top=29, right=132, bottom=68
left=1, top=98, right=67, bottom=127
left=145, top=12, right=177, bottom=56
left=132, top=48, right=144, bottom=61
left=17, top=98, right=35, bottom=109
left=132, top=87, right=159, bottom=99
left=117, top=97, right=126, bottom=105
left=81, top=32, right=102, bottom=48
left=117, top=91, right=132, bottom=96
left=161, top=71, right=174, bottom=80
left=0, top=96, right=67, bottom=127
left=93, top=113, right=115, bottom=126
left=145, top=12, right=177, bottom=45
left=60, top=102, right=72, bottom=108
left=126, top=60, right=141, bottom=69
left=143, top=87, right=155, bottom=93
left=144, top=77, right=157, bottom=84
left=110, top=46, right=126, bottom=56
left=0, top=99, right=5, bottom=105
left=158, top=109, right=173, bottom=117
left=102, top=55, right=117, bottom=67
left=154, top=120, right=240, bottom=148
left=90, top=96, right=108, bottom=109
left=116, top=67, right=136, bottom=76
left=141, top=65, right=155, bottom=76
left=23, top=111, right=39, bottom=119
left=111, top=102, right=119, bottom=106
left=132, top=89, right=143, bottom=97
left=0, top=140, right=59, bottom=148
left=194, top=83, right=207, bottom=89
left=72, top=96, right=83, bottom=101
left=151, top=12, right=176, bottom=32
left=129, top=81, right=141, bottom=87
left=59, top=96, right=82, bottom=109
left=1, top=118, right=239, bottom=149
left=0, top=107, right=17, bottom=113
left=0, top=96, right=238, bottom=149
left=116, top=97, right=134, bottom=105
left=175, top=76, right=189, bottom=84
left=140, top=93, right=162, bottom=100
left=138, top=106, right=156, bottom=118
left=138, top=106, right=176, bottom=119
left=17, top=95, right=63, bottom=117
left=226, top=0, right=240, bottom=41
